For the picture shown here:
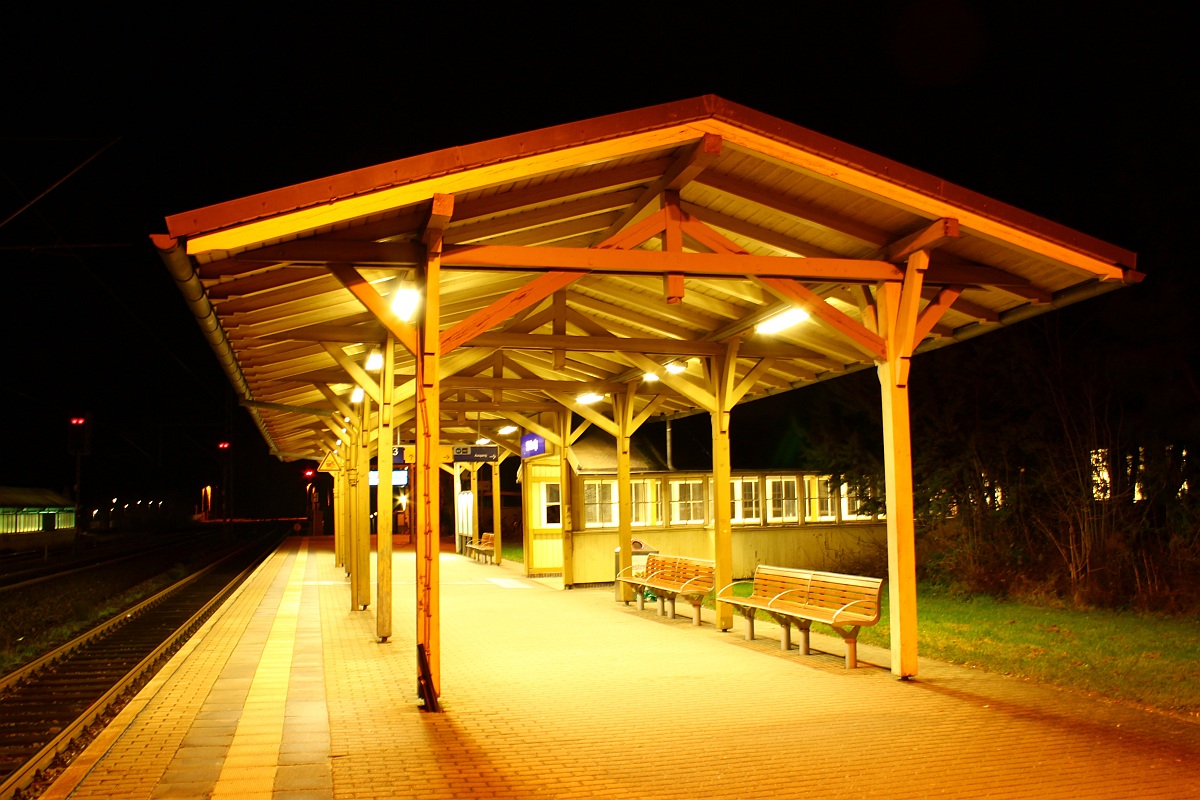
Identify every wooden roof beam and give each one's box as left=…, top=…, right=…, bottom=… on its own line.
left=439, top=270, right=584, bottom=356
left=442, top=243, right=901, bottom=282
left=593, top=133, right=723, bottom=245
left=694, top=171, right=892, bottom=248
left=755, top=277, right=887, bottom=362
left=326, top=263, right=419, bottom=355
left=886, top=218, right=960, bottom=261
left=680, top=203, right=841, bottom=259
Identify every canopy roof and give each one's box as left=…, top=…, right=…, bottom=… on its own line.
left=155, top=96, right=1140, bottom=462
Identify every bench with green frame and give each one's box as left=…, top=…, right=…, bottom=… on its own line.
left=716, top=565, right=883, bottom=668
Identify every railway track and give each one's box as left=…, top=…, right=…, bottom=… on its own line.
left=0, top=534, right=279, bottom=799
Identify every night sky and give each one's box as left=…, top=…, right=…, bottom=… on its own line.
left=1, top=3, right=1193, bottom=516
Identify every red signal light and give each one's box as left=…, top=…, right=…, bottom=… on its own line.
left=70, top=417, right=87, bottom=426
left=303, top=469, right=315, bottom=478
left=218, top=441, right=230, bottom=449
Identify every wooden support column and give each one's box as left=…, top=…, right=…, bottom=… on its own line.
left=452, top=462, right=464, bottom=553
left=416, top=197, right=450, bottom=704
left=613, top=392, right=634, bottom=601
left=559, top=410, right=575, bottom=587
left=346, top=433, right=361, bottom=607
left=376, top=335, right=395, bottom=641
left=332, top=461, right=345, bottom=569
left=876, top=249, right=928, bottom=678
left=469, top=463, right=480, bottom=548
left=708, top=352, right=735, bottom=631
left=491, top=455, right=504, bottom=564
left=356, top=397, right=372, bottom=610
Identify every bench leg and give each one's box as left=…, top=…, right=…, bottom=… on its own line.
left=779, top=618, right=791, bottom=652
left=657, top=595, right=666, bottom=617
left=635, top=589, right=645, bottom=612
left=832, top=625, right=861, bottom=668
left=797, top=620, right=812, bottom=655
left=666, top=596, right=676, bottom=620
left=743, top=611, right=755, bottom=642
left=691, top=602, right=702, bottom=626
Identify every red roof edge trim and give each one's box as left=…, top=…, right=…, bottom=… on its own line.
left=164, top=96, right=725, bottom=240
left=705, top=100, right=1138, bottom=271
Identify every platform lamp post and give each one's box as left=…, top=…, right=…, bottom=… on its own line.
left=68, top=415, right=91, bottom=548
left=217, top=440, right=231, bottom=539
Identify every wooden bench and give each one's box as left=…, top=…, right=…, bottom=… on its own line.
left=615, top=553, right=715, bottom=626
left=716, top=566, right=883, bottom=668
left=465, top=532, right=495, bottom=563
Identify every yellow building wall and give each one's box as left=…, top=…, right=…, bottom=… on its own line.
left=570, top=522, right=887, bottom=585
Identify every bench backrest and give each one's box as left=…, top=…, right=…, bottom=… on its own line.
left=750, top=565, right=883, bottom=623
left=645, top=554, right=716, bottom=591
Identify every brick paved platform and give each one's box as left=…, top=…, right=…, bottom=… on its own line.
left=42, top=536, right=1200, bottom=799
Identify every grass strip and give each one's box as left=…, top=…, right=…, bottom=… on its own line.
left=707, top=583, right=1200, bottom=717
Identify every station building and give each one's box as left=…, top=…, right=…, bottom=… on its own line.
left=0, top=487, right=76, bottom=552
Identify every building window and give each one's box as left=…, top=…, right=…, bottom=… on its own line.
left=542, top=482, right=562, bottom=527
left=669, top=479, right=706, bottom=525
left=730, top=478, right=761, bottom=524
left=631, top=478, right=661, bottom=526
left=583, top=479, right=617, bottom=528
left=766, top=476, right=799, bottom=523
left=840, top=482, right=876, bottom=520
left=804, top=475, right=837, bottom=522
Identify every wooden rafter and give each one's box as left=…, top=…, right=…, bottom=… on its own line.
left=594, top=133, right=723, bottom=244
left=755, top=277, right=887, bottom=362
left=439, top=270, right=583, bottom=356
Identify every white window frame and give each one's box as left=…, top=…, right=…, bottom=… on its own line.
left=766, top=475, right=799, bottom=523
left=839, top=481, right=876, bottom=521
left=583, top=479, right=618, bottom=528
left=804, top=475, right=838, bottom=522
left=631, top=478, right=661, bottom=526
left=541, top=482, right=562, bottom=528
left=730, top=477, right=761, bottom=524
left=669, top=479, right=707, bottom=525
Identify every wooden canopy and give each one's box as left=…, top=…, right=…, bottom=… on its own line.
left=154, top=95, right=1139, bottom=460
left=153, top=95, right=1139, bottom=690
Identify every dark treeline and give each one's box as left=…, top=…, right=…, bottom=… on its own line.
left=748, top=279, right=1200, bottom=613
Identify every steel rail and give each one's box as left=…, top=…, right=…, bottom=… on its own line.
left=0, top=540, right=273, bottom=800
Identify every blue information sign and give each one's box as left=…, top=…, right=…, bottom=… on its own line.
left=520, top=433, right=546, bottom=458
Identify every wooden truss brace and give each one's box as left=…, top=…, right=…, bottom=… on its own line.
left=593, top=133, right=723, bottom=245
left=320, top=343, right=382, bottom=405
left=439, top=270, right=583, bottom=355
left=326, top=263, right=419, bottom=356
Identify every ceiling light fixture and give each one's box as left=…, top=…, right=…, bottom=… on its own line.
left=755, top=307, right=810, bottom=334
left=390, top=281, right=420, bottom=321
left=498, top=425, right=518, bottom=435
left=576, top=392, right=604, bottom=405
left=350, top=386, right=365, bottom=404
left=365, top=350, right=383, bottom=371
left=665, top=361, right=687, bottom=374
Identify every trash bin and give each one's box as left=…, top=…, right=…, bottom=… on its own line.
left=614, top=539, right=658, bottom=600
